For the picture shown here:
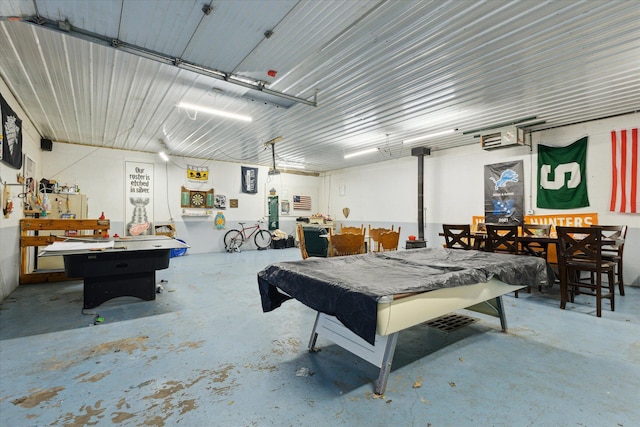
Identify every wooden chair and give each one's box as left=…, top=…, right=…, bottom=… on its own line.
left=368, top=225, right=394, bottom=252
left=298, top=225, right=329, bottom=258
left=442, top=224, right=473, bottom=250
left=556, top=226, right=616, bottom=317
left=377, top=227, right=401, bottom=252
left=485, top=224, right=519, bottom=255
left=520, top=223, right=551, bottom=259
left=485, top=224, right=522, bottom=296
left=296, top=224, right=309, bottom=259
left=328, top=228, right=366, bottom=257
left=519, top=223, right=552, bottom=291
left=340, top=224, right=364, bottom=234
left=592, top=225, right=627, bottom=296
left=472, top=222, right=487, bottom=249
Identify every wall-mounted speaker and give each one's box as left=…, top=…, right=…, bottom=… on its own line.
left=41, top=138, right=53, bottom=151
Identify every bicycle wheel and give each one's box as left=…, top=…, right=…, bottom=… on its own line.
left=224, top=229, right=244, bottom=251
left=254, top=230, right=272, bottom=249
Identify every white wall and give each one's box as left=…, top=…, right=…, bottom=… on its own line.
left=0, top=80, right=42, bottom=300
left=324, top=113, right=640, bottom=286
left=1, top=91, right=638, bottom=303
left=38, top=143, right=321, bottom=253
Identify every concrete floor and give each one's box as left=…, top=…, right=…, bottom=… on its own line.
left=1, top=247, right=639, bottom=427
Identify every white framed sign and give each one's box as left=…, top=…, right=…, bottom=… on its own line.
left=124, top=161, right=154, bottom=236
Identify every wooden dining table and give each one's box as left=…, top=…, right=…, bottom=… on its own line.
left=439, top=231, right=624, bottom=310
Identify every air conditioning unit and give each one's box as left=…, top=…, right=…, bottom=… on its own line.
left=480, top=126, right=526, bottom=150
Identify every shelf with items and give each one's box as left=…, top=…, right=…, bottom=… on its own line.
left=181, top=210, right=213, bottom=217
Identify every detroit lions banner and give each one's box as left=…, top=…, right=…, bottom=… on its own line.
left=484, top=160, right=524, bottom=224
left=537, top=137, right=589, bottom=209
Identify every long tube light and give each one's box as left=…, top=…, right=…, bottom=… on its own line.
left=403, top=129, right=455, bottom=144
left=159, top=151, right=169, bottom=161
left=278, top=162, right=306, bottom=170
left=344, top=147, right=379, bottom=159
left=177, top=101, right=252, bottom=122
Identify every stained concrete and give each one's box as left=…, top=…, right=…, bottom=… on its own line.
left=1, top=248, right=638, bottom=426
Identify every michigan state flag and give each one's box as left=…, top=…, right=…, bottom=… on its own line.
left=537, top=137, right=589, bottom=209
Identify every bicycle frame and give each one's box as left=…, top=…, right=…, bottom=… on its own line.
left=239, top=224, right=262, bottom=241
left=224, top=220, right=271, bottom=252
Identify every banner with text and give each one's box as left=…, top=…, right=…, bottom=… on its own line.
left=484, top=160, right=524, bottom=224
left=125, top=161, right=154, bottom=236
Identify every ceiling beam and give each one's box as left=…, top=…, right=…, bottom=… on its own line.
left=1, top=15, right=318, bottom=108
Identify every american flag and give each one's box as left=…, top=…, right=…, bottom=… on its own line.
left=610, top=128, right=638, bottom=213
left=293, top=195, right=311, bottom=210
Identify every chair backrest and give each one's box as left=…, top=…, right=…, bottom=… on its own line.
left=556, top=226, right=603, bottom=264
left=592, top=225, right=626, bottom=255
left=301, top=225, right=329, bottom=258
left=296, top=223, right=309, bottom=259
left=328, top=229, right=366, bottom=256
left=377, top=227, right=401, bottom=251
left=522, top=223, right=551, bottom=237
left=520, top=224, right=551, bottom=259
left=340, top=224, right=364, bottom=234
left=369, top=225, right=394, bottom=252
left=442, top=224, right=472, bottom=250
left=485, top=224, right=519, bottom=254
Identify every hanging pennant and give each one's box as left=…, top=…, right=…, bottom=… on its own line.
left=187, top=165, right=209, bottom=182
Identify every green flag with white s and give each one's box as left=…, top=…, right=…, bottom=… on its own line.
left=537, top=137, right=589, bottom=209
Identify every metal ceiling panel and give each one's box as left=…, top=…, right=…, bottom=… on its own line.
left=1, top=0, right=639, bottom=173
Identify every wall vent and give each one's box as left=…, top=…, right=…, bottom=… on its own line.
left=480, top=126, right=526, bottom=150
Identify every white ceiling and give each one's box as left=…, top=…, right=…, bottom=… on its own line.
left=1, top=0, right=639, bottom=173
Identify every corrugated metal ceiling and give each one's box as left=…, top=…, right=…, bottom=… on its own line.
left=0, top=0, right=638, bottom=173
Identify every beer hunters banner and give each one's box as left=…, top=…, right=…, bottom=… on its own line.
left=537, top=136, right=589, bottom=209
left=0, top=93, right=23, bottom=169
left=125, top=161, right=154, bottom=236
left=484, top=160, right=524, bottom=224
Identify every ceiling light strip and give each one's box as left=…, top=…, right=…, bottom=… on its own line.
left=344, top=147, right=378, bottom=159
left=403, top=129, right=456, bottom=144
left=177, top=102, right=252, bottom=122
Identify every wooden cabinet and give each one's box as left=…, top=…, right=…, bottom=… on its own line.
left=20, top=219, right=110, bottom=284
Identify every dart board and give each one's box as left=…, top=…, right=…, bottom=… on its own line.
left=181, top=187, right=215, bottom=209
left=190, top=191, right=206, bottom=207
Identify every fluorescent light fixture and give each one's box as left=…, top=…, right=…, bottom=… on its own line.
left=159, top=151, right=169, bottom=162
left=278, top=162, right=306, bottom=170
left=403, top=129, right=455, bottom=144
left=177, top=101, right=252, bottom=122
left=344, top=147, right=379, bottom=159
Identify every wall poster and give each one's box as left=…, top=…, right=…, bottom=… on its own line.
left=125, top=161, right=154, bottom=236
left=241, top=166, right=258, bottom=193
left=483, top=160, right=524, bottom=224
left=0, top=93, right=23, bottom=169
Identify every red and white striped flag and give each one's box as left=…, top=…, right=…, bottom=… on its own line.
left=609, top=128, right=638, bottom=213
left=293, top=195, right=311, bottom=210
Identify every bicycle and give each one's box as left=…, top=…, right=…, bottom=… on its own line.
left=224, top=220, right=272, bottom=252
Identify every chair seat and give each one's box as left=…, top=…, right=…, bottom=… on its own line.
left=600, top=253, right=621, bottom=262
left=566, top=260, right=616, bottom=270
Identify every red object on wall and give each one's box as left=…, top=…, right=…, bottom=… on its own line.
left=267, top=70, right=277, bottom=77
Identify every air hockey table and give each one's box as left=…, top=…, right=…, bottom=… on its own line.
left=40, top=236, right=189, bottom=309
